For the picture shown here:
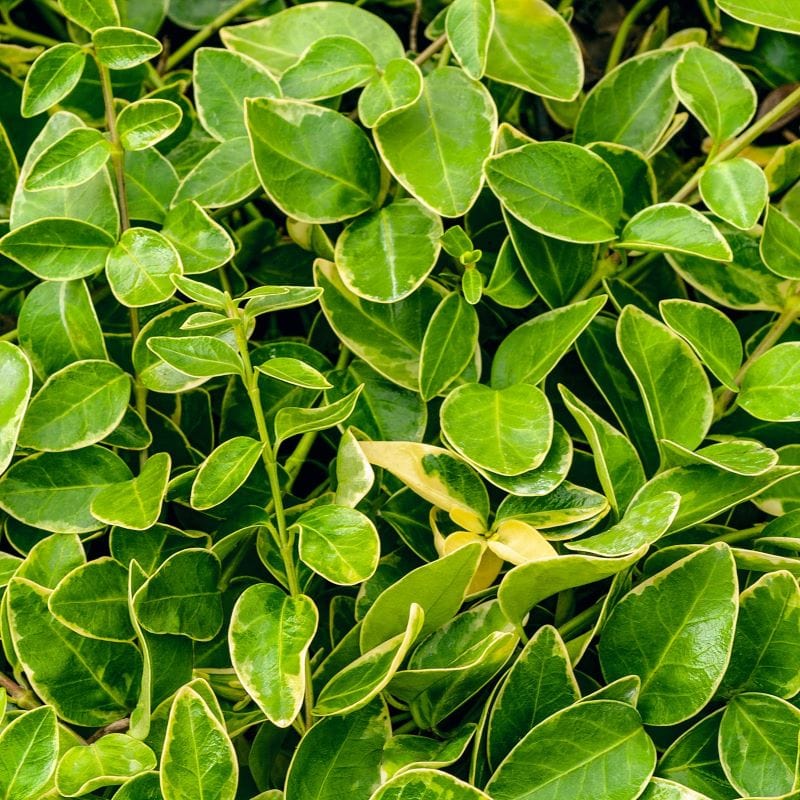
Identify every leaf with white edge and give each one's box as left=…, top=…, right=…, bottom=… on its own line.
left=659, top=298, right=742, bottom=391
left=229, top=583, right=317, bottom=727
left=760, top=204, right=800, bottom=279
left=716, top=0, right=800, bottom=35
left=92, top=26, right=162, bottom=69
left=246, top=97, right=380, bottom=224
left=719, top=693, right=800, bottom=798
left=274, top=386, right=362, bottom=447
left=315, top=603, right=423, bottom=716
left=0, top=342, right=32, bottom=475
left=495, top=483, right=608, bottom=531
left=485, top=142, right=623, bottom=244
left=147, top=335, right=242, bottom=378
left=0, top=218, right=115, bottom=280
left=372, top=769, right=491, bottom=799
left=257, top=357, right=331, bottom=389
left=335, top=199, right=443, bottom=303
left=441, top=383, right=553, bottom=476
left=281, top=35, right=377, bottom=100
left=134, top=549, right=223, bottom=641
left=91, top=452, right=171, bottom=530
left=698, top=159, right=767, bottom=231
left=117, top=99, right=182, bottom=152
left=60, top=0, right=119, bottom=31
left=673, top=46, right=756, bottom=143
left=0, top=706, right=58, bottom=800
left=161, top=685, right=237, bottom=800
left=194, top=47, right=280, bottom=142
left=486, top=700, right=656, bottom=800
left=446, top=0, right=494, bottom=80
left=718, top=570, right=800, bottom=698
left=56, top=733, right=156, bottom=797
left=21, top=44, right=85, bottom=118
left=599, top=544, right=738, bottom=725
left=161, top=200, right=235, bottom=274
left=574, top=49, right=683, bottom=154
left=617, top=305, right=713, bottom=456
left=190, top=437, right=263, bottom=511
left=739, top=341, right=800, bottom=422
left=24, top=128, right=111, bottom=191
left=485, top=0, right=583, bottom=100
left=588, top=142, right=658, bottom=220
left=661, top=439, right=779, bottom=476
left=374, top=67, right=496, bottom=218
left=639, top=778, right=714, bottom=800
left=296, top=504, right=380, bottom=585
left=172, top=274, right=228, bottom=309
left=620, top=204, right=733, bottom=261
left=358, top=58, right=423, bottom=128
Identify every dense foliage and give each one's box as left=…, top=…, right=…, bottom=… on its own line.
left=0, top=0, right=800, bottom=797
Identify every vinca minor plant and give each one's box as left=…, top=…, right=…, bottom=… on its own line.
left=0, top=0, right=800, bottom=797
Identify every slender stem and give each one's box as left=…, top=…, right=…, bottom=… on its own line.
left=87, top=718, right=129, bottom=744
left=714, top=293, right=800, bottom=419
left=558, top=601, right=603, bottom=641
left=709, top=524, right=765, bottom=545
left=0, top=672, right=39, bottom=709
left=0, top=328, right=18, bottom=342
left=413, top=33, right=447, bottom=66
left=606, top=0, right=660, bottom=73
left=0, top=23, right=58, bottom=46
left=672, top=84, right=800, bottom=203
left=571, top=252, right=618, bottom=302
left=165, top=0, right=260, bottom=71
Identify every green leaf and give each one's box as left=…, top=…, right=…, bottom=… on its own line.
left=673, top=46, right=756, bottom=143
left=575, top=49, right=683, bottom=154
left=0, top=706, right=58, bottom=800
left=61, top=0, right=119, bottom=31
left=485, top=0, right=583, bottom=100
left=220, top=2, right=404, bottom=72
left=14, top=533, right=85, bottom=589
left=229, top=583, right=317, bottom=727
left=485, top=142, right=623, bottom=244
left=446, top=0, right=494, bottom=80
left=599, top=544, right=738, bottom=725
left=698, top=158, right=767, bottom=230
left=284, top=699, right=389, bottom=800
left=6, top=577, right=141, bottom=726
left=0, top=342, right=32, bottom=475
left=242, top=285, right=324, bottom=316
left=296, top=504, right=380, bottom=585
left=190, top=436, right=263, bottom=510
left=257, top=357, right=331, bottom=389
left=492, top=296, right=606, bottom=389
left=619, top=204, right=733, bottom=261
left=661, top=439, right=779, bottom=476
left=496, top=482, right=608, bottom=530
left=161, top=685, right=237, bottom=800
left=487, top=625, right=580, bottom=770
left=49, top=557, right=133, bottom=641
left=0, top=447, right=131, bottom=533
left=92, top=26, right=162, bottom=69
left=358, top=57, right=422, bottom=128
left=372, top=769, right=491, bottom=799
left=639, top=778, right=714, bottom=800
left=659, top=299, right=742, bottom=390
left=124, top=146, right=178, bottom=223
left=440, top=383, right=553, bottom=476
left=419, top=293, right=479, bottom=401
left=486, top=700, right=656, bottom=800
left=246, top=97, right=380, bottom=224
left=617, top=305, right=713, bottom=456
left=90, top=452, right=171, bottom=530
left=716, top=0, right=800, bottom=34
left=56, top=733, right=156, bottom=796
left=360, top=542, right=482, bottom=652
left=335, top=199, right=443, bottom=303
left=381, top=727, right=476, bottom=778
left=281, top=35, right=377, bottom=100
left=274, top=386, right=362, bottom=447
left=0, top=218, right=115, bottom=280
left=117, top=99, right=183, bottom=151
left=24, top=128, right=111, bottom=191
left=21, top=44, right=85, bottom=118
left=760, top=204, right=800, bottom=278
left=147, top=335, right=242, bottom=378
left=161, top=200, right=234, bottom=274
left=315, top=603, right=423, bottom=716
left=194, top=47, right=280, bottom=141
left=134, top=549, right=222, bottom=640
left=718, top=693, right=800, bottom=798
left=718, top=570, right=800, bottom=698
left=588, top=142, right=658, bottom=220
left=18, top=359, right=130, bottom=452
left=739, top=341, right=800, bottom=421
left=374, top=67, right=496, bottom=218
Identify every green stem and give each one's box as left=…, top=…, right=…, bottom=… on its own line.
left=709, top=524, right=765, bottom=545
left=605, top=0, right=661, bottom=73
left=0, top=672, right=40, bottom=709
left=615, top=250, right=660, bottom=285
left=714, top=292, right=800, bottom=419
left=557, top=601, right=603, bottom=641
left=0, top=22, right=58, bottom=46
left=0, top=328, right=18, bottom=343
left=571, top=252, right=618, bottom=302
left=413, top=33, right=447, bottom=66
left=672, top=84, right=800, bottom=203
left=165, top=0, right=260, bottom=71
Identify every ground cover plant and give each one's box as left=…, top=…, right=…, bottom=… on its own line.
left=0, top=0, right=799, bottom=797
